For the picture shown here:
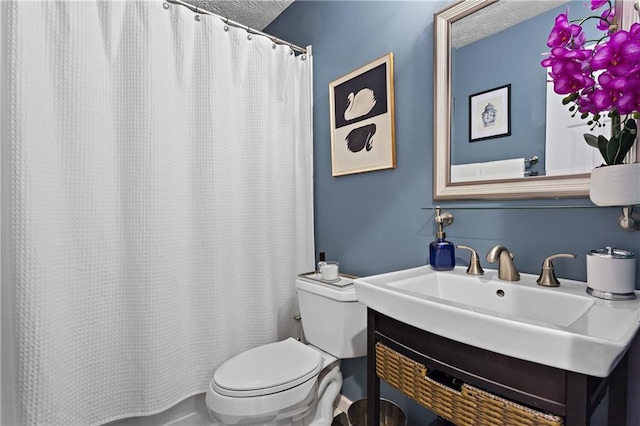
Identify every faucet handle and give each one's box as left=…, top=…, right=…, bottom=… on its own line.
left=536, top=253, right=577, bottom=287
left=456, top=245, right=484, bottom=275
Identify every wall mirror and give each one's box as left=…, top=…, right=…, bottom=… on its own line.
left=433, top=0, right=638, bottom=200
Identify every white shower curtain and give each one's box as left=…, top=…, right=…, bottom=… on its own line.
left=1, top=1, right=314, bottom=425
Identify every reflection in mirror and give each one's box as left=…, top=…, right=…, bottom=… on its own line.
left=433, top=0, right=637, bottom=200
left=450, top=1, right=605, bottom=182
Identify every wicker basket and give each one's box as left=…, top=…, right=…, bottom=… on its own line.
left=375, top=343, right=564, bottom=426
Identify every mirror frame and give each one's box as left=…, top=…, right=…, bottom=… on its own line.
left=432, top=0, right=637, bottom=201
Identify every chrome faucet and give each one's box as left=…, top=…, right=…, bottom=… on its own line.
left=486, top=245, right=520, bottom=281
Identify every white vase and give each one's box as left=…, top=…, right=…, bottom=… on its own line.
left=589, top=163, right=640, bottom=206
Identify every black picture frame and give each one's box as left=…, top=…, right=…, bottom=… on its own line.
left=469, top=84, right=511, bottom=142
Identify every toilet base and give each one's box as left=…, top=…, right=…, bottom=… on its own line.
left=296, top=363, right=342, bottom=426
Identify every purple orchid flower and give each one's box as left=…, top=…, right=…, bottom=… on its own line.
left=591, top=30, right=640, bottom=77
left=573, top=31, right=587, bottom=49
left=616, top=72, right=640, bottom=114
left=542, top=47, right=594, bottom=94
left=629, top=23, right=640, bottom=41
left=617, top=92, right=640, bottom=114
left=553, top=72, right=596, bottom=95
left=547, top=12, right=583, bottom=48
left=541, top=46, right=592, bottom=70
left=590, top=73, right=626, bottom=110
left=577, top=92, right=599, bottom=114
left=596, top=6, right=615, bottom=32
left=589, top=0, right=609, bottom=10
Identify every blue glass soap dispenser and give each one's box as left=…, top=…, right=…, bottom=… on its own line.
left=429, top=207, right=455, bottom=271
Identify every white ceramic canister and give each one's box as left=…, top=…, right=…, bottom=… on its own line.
left=586, top=247, right=637, bottom=300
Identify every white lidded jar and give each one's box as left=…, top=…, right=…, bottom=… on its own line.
left=586, top=247, right=637, bottom=300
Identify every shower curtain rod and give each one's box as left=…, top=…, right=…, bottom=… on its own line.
left=165, top=0, right=307, bottom=55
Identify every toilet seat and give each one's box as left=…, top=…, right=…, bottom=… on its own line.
left=212, top=338, right=322, bottom=397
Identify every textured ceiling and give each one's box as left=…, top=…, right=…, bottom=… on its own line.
left=452, top=1, right=568, bottom=49
left=185, top=0, right=294, bottom=31
left=182, top=1, right=566, bottom=50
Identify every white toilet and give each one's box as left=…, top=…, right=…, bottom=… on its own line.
left=205, top=273, right=367, bottom=426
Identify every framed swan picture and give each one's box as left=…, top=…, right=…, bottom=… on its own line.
left=329, top=53, right=396, bottom=176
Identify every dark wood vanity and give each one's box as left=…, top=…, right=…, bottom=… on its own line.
left=366, top=309, right=629, bottom=426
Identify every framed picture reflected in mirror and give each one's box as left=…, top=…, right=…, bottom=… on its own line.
left=469, top=84, right=511, bottom=142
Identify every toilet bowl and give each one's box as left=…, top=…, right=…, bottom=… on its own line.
left=205, top=338, right=339, bottom=425
left=205, top=273, right=366, bottom=426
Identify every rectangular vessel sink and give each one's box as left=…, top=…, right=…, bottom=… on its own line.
left=354, top=266, right=640, bottom=377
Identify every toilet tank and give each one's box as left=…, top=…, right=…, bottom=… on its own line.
left=295, top=274, right=367, bottom=358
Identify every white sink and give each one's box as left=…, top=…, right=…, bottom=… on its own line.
left=354, top=266, right=640, bottom=377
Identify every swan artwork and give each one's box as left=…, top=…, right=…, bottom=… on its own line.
left=344, top=88, right=376, bottom=121
left=345, top=124, right=376, bottom=153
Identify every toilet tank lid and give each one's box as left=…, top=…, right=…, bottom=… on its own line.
left=296, top=276, right=358, bottom=302
left=212, top=338, right=322, bottom=397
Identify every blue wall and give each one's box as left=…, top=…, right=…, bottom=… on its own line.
left=266, top=2, right=640, bottom=424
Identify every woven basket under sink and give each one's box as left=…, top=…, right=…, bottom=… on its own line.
left=375, top=342, right=564, bottom=426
